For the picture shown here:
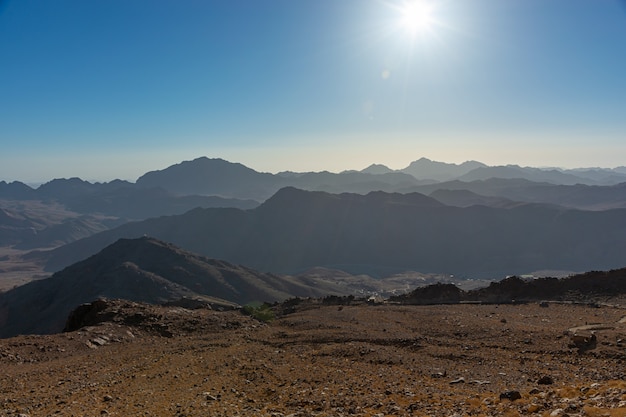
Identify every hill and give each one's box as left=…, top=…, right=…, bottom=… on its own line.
left=0, top=237, right=343, bottom=337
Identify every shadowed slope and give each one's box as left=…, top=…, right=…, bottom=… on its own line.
left=41, top=188, right=626, bottom=278
left=0, top=237, right=337, bottom=337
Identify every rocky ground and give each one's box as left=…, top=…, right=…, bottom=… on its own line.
left=1, top=299, right=625, bottom=417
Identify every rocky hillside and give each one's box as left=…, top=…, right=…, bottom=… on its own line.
left=1, top=299, right=624, bottom=416
left=0, top=237, right=347, bottom=338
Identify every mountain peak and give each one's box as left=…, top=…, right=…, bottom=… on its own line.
left=361, top=164, right=394, bottom=175
left=0, top=236, right=338, bottom=337
left=402, top=158, right=486, bottom=181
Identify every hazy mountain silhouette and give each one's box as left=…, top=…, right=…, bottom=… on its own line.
left=0, top=181, right=36, bottom=199
left=400, top=158, right=486, bottom=181
left=428, top=189, right=518, bottom=208
left=360, top=164, right=394, bottom=175
left=458, top=165, right=591, bottom=185
left=0, top=176, right=258, bottom=248
left=136, top=157, right=280, bottom=200
left=410, top=178, right=626, bottom=210
left=5, top=156, right=626, bottom=252
left=0, top=237, right=344, bottom=337
left=41, top=187, right=626, bottom=278
left=135, top=157, right=425, bottom=200
left=14, top=216, right=113, bottom=250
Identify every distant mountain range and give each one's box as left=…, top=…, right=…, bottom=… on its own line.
left=135, top=157, right=626, bottom=200
left=38, top=187, right=626, bottom=279
left=6, top=156, right=625, bottom=205
left=4, top=155, right=626, bottom=279
left=0, top=175, right=258, bottom=248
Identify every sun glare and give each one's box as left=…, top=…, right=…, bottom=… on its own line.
left=399, top=1, right=434, bottom=38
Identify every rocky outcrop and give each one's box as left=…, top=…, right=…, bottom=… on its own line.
left=390, top=269, right=626, bottom=305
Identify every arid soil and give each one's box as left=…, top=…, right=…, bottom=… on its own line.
left=0, top=247, right=49, bottom=292
left=1, top=300, right=625, bottom=417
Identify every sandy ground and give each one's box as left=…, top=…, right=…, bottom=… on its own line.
left=1, top=301, right=625, bottom=417
left=0, top=247, right=49, bottom=292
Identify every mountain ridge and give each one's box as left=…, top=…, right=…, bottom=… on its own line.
left=39, top=188, right=626, bottom=278
left=0, top=236, right=346, bottom=337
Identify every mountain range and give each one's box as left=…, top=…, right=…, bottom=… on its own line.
left=4, top=156, right=626, bottom=250
left=4, top=155, right=626, bottom=293
left=136, top=157, right=626, bottom=200
left=38, top=187, right=626, bottom=279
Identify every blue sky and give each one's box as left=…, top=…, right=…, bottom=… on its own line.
left=1, top=0, right=626, bottom=182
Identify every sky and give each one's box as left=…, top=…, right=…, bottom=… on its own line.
left=1, top=0, right=626, bottom=183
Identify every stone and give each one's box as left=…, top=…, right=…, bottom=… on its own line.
left=538, top=375, right=554, bottom=385
left=499, top=391, right=522, bottom=401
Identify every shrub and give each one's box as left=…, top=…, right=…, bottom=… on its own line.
left=241, top=302, right=275, bottom=323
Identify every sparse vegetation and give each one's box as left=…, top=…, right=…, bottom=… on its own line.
left=241, top=301, right=275, bottom=322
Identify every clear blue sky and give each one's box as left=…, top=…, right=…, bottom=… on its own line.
left=1, top=0, right=626, bottom=182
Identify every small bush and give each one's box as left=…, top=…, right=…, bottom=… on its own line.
left=241, top=302, right=275, bottom=322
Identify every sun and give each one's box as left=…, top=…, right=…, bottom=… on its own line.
left=399, top=1, right=435, bottom=38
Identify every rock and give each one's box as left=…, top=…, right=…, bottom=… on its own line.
left=470, top=380, right=491, bottom=385
left=538, top=375, right=554, bottom=385
left=449, top=377, right=465, bottom=384
left=569, top=333, right=597, bottom=352
left=103, top=395, right=113, bottom=402
left=202, top=392, right=218, bottom=401
left=499, top=391, right=522, bottom=401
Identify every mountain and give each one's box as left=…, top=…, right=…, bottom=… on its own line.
left=14, top=216, right=113, bottom=249
left=0, top=180, right=36, bottom=199
left=135, top=157, right=425, bottom=200
left=0, top=237, right=344, bottom=337
left=0, top=176, right=259, bottom=249
left=285, top=171, right=422, bottom=194
left=0, top=207, right=40, bottom=246
left=400, top=158, right=486, bottom=181
left=409, top=178, right=626, bottom=210
left=564, top=168, right=626, bottom=185
left=136, top=157, right=280, bottom=200
left=62, top=186, right=258, bottom=219
left=41, top=187, right=626, bottom=278
left=361, top=164, right=394, bottom=175
left=458, top=165, right=606, bottom=185
left=428, top=189, right=517, bottom=208
left=6, top=156, right=626, bottom=255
